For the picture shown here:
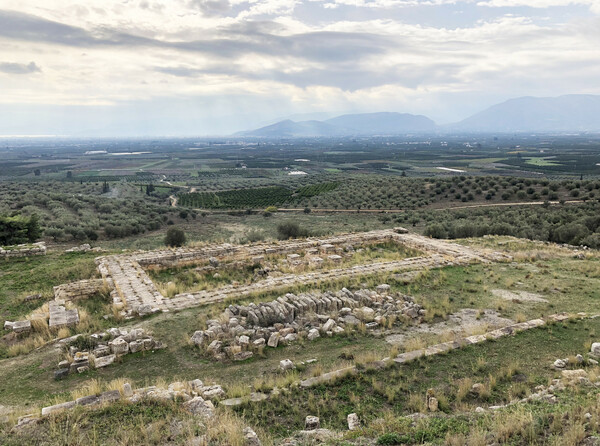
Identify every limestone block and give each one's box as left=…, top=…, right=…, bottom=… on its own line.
left=3, top=321, right=13, bottom=330
left=42, top=401, right=76, bottom=416
left=347, top=413, right=360, bottom=431
left=253, top=338, right=266, bottom=347
left=12, top=320, right=31, bottom=333
left=202, top=385, right=225, bottom=400
left=279, top=359, right=294, bottom=371
left=238, top=335, right=250, bottom=346
left=129, top=340, right=144, bottom=353
left=591, top=342, right=600, bottom=356
left=234, top=351, right=253, bottom=361
left=109, top=338, right=129, bottom=355
left=307, top=328, right=320, bottom=341
left=322, top=318, right=336, bottom=332
left=183, top=396, right=215, bottom=419
left=243, top=427, right=262, bottom=446
left=93, top=345, right=111, bottom=358
left=284, top=333, right=297, bottom=343
left=123, top=382, right=133, bottom=397
left=267, top=332, right=280, bottom=348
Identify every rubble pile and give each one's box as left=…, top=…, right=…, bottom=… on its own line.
left=190, top=286, right=424, bottom=360
left=54, top=327, right=165, bottom=379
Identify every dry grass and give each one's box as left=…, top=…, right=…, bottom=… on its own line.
left=403, top=336, right=427, bottom=352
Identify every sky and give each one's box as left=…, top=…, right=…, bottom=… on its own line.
left=0, top=0, right=599, bottom=136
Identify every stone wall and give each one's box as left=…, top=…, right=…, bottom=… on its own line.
left=0, top=242, right=46, bottom=259
left=53, top=278, right=113, bottom=302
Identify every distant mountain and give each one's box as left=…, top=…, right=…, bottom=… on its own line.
left=324, top=112, right=436, bottom=134
left=235, top=119, right=342, bottom=137
left=235, top=112, right=436, bottom=137
left=452, top=95, right=600, bottom=132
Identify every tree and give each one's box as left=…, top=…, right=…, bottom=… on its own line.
left=34, top=169, right=41, bottom=176
left=164, top=227, right=186, bottom=247
left=102, top=181, right=110, bottom=194
left=0, top=214, right=42, bottom=245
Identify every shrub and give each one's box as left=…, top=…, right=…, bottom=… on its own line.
left=425, top=224, right=447, bottom=239
left=165, top=227, right=186, bottom=247
left=277, top=222, right=309, bottom=240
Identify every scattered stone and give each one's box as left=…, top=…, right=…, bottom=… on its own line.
left=267, top=332, right=280, bottom=348
left=183, top=397, right=215, bottom=419
left=243, top=427, right=262, bottom=446
left=123, top=382, right=133, bottom=397
left=347, top=413, right=360, bottom=430
left=553, top=359, right=567, bottom=369
left=279, top=359, right=295, bottom=371
left=307, top=328, right=320, bottom=341
left=233, top=351, right=253, bottom=361
left=305, top=415, right=320, bottom=430
left=427, top=397, right=438, bottom=412
left=591, top=343, right=600, bottom=356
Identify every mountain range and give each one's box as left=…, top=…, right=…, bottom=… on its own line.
left=235, top=94, right=600, bottom=137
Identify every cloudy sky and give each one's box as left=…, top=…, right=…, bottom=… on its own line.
left=0, top=0, right=599, bottom=136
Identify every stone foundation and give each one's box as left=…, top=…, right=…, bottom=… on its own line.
left=0, top=242, right=46, bottom=259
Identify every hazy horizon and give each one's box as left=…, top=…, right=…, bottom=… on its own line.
left=1, top=1, right=599, bottom=136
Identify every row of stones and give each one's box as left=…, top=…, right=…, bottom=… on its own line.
left=190, top=286, right=423, bottom=361
left=54, top=327, right=164, bottom=379
left=39, top=378, right=224, bottom=417
left=131, top=228, right=409, bottom=268
left=0, top=242, right=46, bottom=258
left=299, top=313, right=574, bottom=389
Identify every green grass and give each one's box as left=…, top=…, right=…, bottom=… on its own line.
left=0, top=252, right=99, bottom=321
left=234, top=317, right=600, bottom=438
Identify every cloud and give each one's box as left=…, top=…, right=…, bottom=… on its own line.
left=0, top=61, right=41, bottom=74
left=188, top=0, right=231, bottom=16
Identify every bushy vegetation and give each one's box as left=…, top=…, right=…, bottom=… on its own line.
left=410, top=202, right=600, bottom=246
left=0, top=181, right=177, bottom=242
left=276, top=222, right=309, bottom=240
